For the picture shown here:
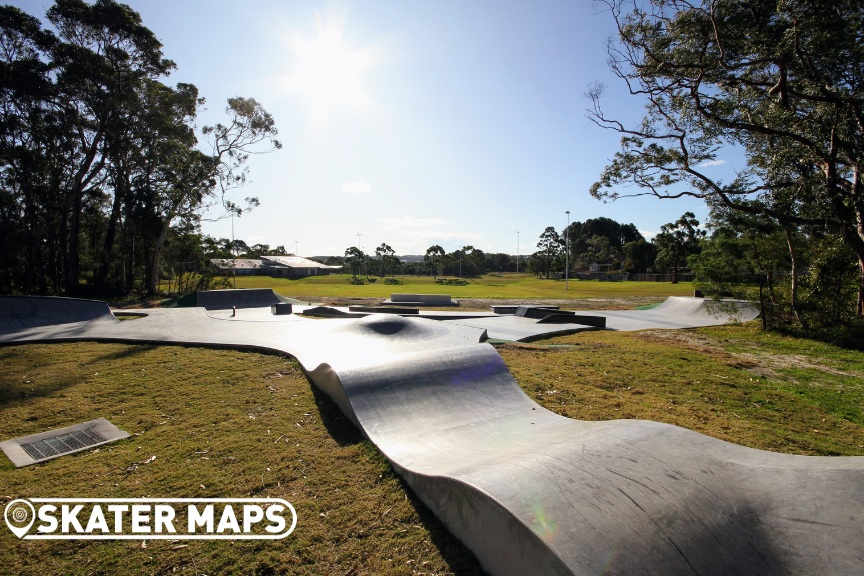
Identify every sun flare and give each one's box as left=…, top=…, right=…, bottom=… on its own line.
left=285, top=15, right=372, bottom=120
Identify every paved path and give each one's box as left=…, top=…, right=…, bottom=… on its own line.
left=0, top=295, right=861, bottom=575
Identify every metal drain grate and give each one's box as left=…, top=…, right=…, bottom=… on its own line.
left=19, top=428, right=107, bottom=461
left=0, top=418, right=130, bottom=467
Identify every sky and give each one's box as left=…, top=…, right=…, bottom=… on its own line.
left=12, top=0, right=736, bottom=257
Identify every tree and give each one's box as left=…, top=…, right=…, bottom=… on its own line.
left=375, top=243, right=396, bottom=277
left=537, top=226, right=562, bottom=278
left=652, top=212, right=705, bottom=283
left=0, top=2, right=279, bottom=298
left=622, top=239, right=656, bottom=274
left=589, top=0, right=864, bottom=316
left=344, top=246, right=365, bottom=280
left=424, top=245, right=445, bottom=278
left=690, top=211, right=794, bottom=330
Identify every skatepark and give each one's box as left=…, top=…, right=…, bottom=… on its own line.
left=1, top=291, right=862, bottom=575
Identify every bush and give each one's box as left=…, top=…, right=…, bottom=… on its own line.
left=346, top=278, right=365, bottom=285
left=383, top=278, right=403, bottom=285
left=434, top=278, right=469, bottom=286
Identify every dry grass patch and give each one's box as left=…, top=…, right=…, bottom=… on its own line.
left=0, top=343, right=482, bottom=576
left=498, top=325, right=864, bottom=457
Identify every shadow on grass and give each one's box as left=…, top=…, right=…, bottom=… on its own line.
left=305, top=378, right=488, bottom=575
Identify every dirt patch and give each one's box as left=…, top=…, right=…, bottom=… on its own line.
left=639, top=329, right=864, bottom=382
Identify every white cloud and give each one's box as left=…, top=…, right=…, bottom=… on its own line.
left=341, top=180, right=372, bottom=195
left=379, top=216, right=450, bottom=229
left=697, top=159, right=727, bottom=167
left=639, top=229, right=659, bottom=241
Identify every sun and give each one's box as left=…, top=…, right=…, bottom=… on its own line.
left=285, top=15, right=372, bottom=120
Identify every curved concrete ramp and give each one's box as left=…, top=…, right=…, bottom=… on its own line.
left=445, top=297, right=760, bottom=341
left=0, top=298, right=861, bottom=576
left=196, top=288, right=299, bottom=310
left=0, top=296, right=115, bottom=330
left=300, top=322, right=863, bottom=576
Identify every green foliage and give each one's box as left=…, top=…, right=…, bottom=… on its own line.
left=0, top=1, right=279, bottom=298
left=435, top=278, right=469, bottom=286
left=383, top=277, right=403, bottom=285
left=652, top=212, right=705, bottom=282
left=591, top=0, right=864, bottom=317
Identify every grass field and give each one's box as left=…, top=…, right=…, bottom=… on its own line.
left=225, top=273, right=696, bottom=301
left=2, top=319, right=861, bottom=574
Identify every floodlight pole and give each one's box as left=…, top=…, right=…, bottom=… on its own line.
left=231, top=211, right=236, bottom=289
left=565, top=210, right=570, bottom=290
left=295, top=240, right=298, bottom=256
left=516, top=231, right=520, bottom=274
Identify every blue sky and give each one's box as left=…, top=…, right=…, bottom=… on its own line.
left=14, top=0, right=733, bottom=256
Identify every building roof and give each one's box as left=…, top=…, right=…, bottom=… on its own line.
left=262, top=255, right=342, bottom=269
left=209, top=258, right=261, bottom=270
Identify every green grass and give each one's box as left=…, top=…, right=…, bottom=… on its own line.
left=0, top=343, right=482, bottom=576
left=499, top=323, right=864, bottom=456
left=3, top=321, right=861, bottom=573
left=228, top=273, right=696, bottom=301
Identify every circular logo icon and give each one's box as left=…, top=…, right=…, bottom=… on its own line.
left=4, top=499, right=35, bottom=538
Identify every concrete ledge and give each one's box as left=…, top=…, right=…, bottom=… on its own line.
left=538, top=314, right=607, bottom=327
left=383, top=294, right=459, bottom=306
left=349, top=306, right=419, bottom=315
left=270, top=303, right=293, bottom=315
left=492, top=304, right=558, bottom=315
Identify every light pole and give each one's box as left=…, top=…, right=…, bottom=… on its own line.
left=231, top=211, right=236, bottom=288
left=516, top=231, right=520, bottom=274
left=294, top=240, right=298, bottom=257
left=565, top=210, right=570, bottom=290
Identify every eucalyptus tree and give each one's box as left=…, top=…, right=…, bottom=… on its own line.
left=537, top=226, right=562, bottom=279
left=424, top=244, right=445, bottom=277
left=375, top=243, right=396, bottom=277
left=47, top=0, right=175, bottom=295
left=652, top=212, right=705, bottom=283
left=344, top=246, right=365, bottom=280
left=590, top=0, right=864, bottom=316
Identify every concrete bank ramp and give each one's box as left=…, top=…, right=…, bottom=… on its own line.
left=196, top=288, right=296, bottom=310
left=592, top=296, right=760, bottom=331
left=0, top=296, right=115, bottom=330
left=444, top=297, right=760, bottom=341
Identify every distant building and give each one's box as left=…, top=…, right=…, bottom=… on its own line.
left=209, top=255, right=342, bottom=279
left=209, top=258, right=262, bottom=276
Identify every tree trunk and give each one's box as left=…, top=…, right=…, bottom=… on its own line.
left=147, top=213, right=174, bottom=296
left=781, top=223, right=803, bottom=325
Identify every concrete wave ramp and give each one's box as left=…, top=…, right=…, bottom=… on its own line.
left=0, top=298, right=861, bottom=575
left=305, top=318, right=863, bottom=576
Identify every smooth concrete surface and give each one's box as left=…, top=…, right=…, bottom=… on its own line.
left=443, top=297, right=760, bottom=341
left=195, top=288, right=299, bottom=309
left=0, top=296, right=861, bottom=575
left=383, top=293, right=459, bottom=306
left=0, top=296, right=115, bottom=329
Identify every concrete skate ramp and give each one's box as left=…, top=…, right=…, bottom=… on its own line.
left=592, top=296, right=759, bottom=331
left=196, top=288, right=293, bottom=310
left=1, top=298, right=861, bottom=576
left=0, top=296, right=115, bottom=330
left=445, top=297, right=759, bottom=341
left=303, top=328, right=864, bottom=576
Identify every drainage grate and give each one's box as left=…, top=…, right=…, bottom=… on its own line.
left=19, top=428, right=107, bottom=461
left=0, top=418, right=130, bottom=467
